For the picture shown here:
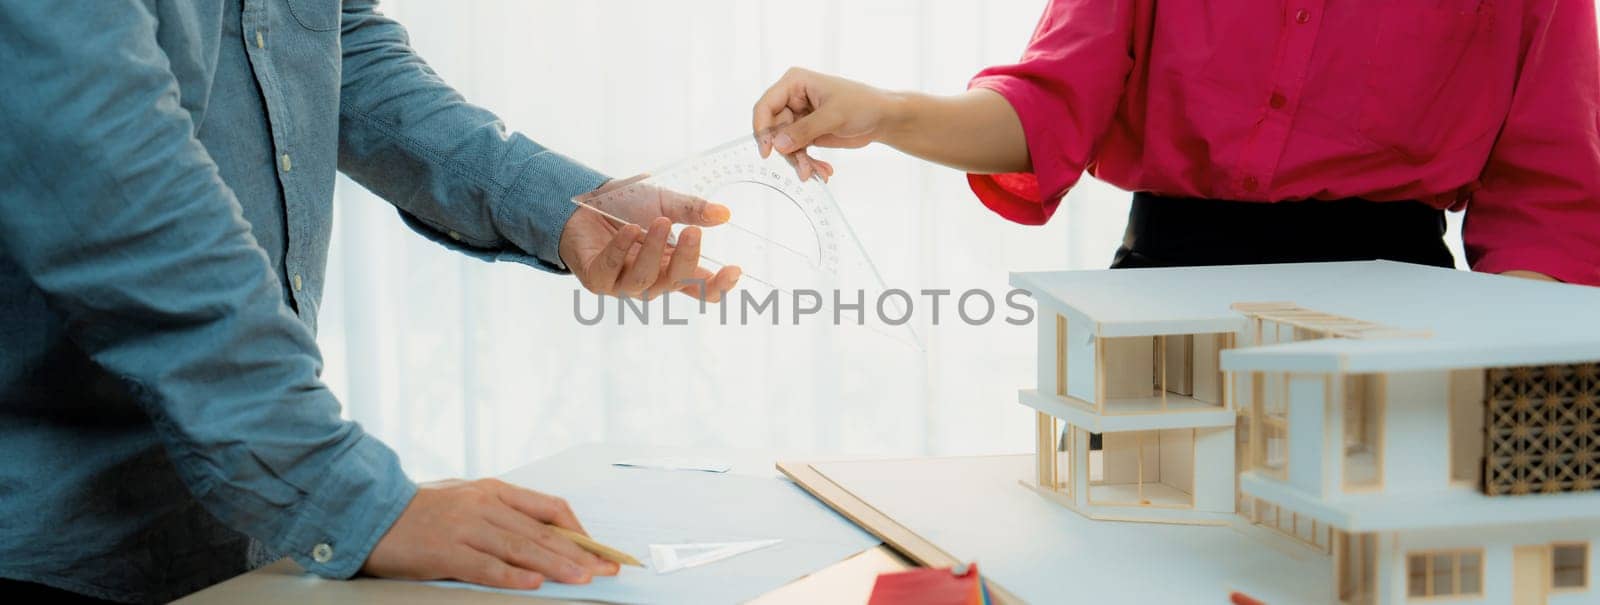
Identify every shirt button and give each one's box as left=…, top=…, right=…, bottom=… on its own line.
left=448, top=230, right=462, bottom=241
left=279, top=153, right=293, bottom=173
left=293, top=274, right=304, bottom=291
left=1242, top=176, right=1260, bottom=192
left=255, top=30, right=265, bottom=49
left=1269, top=92, right=1287, bottom=109
left=1295, top=9, right=1311, bottom=23
left=311, top=543, right=334, bottom=564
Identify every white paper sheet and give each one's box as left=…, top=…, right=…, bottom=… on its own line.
left=427, top=445, right=880, bottom=604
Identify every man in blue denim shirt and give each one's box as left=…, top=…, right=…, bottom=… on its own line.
left=0, top=1, right=739, bottom=602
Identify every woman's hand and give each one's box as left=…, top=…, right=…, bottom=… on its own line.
left=752, top=68, right=902, bottom=181
left=752, top=67, right=1029, bottom=179
left=1501, top=270, right=1559, bottom=282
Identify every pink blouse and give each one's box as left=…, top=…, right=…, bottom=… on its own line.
left=969, top=0, right=1600, bottom=285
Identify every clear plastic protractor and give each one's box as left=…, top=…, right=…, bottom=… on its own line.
left=571, top=132, right=918, bottom=347
left=657, top=138, right=840, bottom=285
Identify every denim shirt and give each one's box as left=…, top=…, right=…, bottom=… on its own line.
left=0, top=1, right=606, bottom=602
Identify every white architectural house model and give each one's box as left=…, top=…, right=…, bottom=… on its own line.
left=1012, top=261, right=1599, bottom=605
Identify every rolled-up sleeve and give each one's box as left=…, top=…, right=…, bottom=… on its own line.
left=1463, top=0, right=1600, bottom=286
left=0, top=1, right=414, bottom=579
left=967, top=0, right=1135, bottom=225
left=336, top=0, right=608, bottom=272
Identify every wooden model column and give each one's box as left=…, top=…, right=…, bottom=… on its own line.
left=1036, top=412, right=1057, bottom=490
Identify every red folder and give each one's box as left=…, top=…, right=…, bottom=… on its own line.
left=867, top=563, right=990, bottom=605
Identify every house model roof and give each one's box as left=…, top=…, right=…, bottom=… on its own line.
left=1010, top=261, right=1600, bottom=373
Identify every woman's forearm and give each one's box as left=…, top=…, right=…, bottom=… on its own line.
left=881, top=89, right=1030, bottom=175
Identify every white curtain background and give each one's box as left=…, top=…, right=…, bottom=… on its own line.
left=318, top=0, right=1470, bottom=482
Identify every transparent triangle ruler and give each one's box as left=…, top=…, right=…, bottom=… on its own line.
left=572, top=132, right=921, bottom=348
left=647, top=539, right=783, bottom=574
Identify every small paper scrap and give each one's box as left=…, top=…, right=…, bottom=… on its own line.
left=612, top=457, right=732, bottom=473
left=649, top=539, right=784, bottom=574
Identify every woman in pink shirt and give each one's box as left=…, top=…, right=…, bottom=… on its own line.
left=753, top=0, right=1600, bottom=285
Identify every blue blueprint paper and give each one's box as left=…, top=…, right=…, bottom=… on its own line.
left=428, top=445, right=879, bottom=604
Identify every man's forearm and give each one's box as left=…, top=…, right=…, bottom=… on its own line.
left=337, top=0, right=607, bottom=271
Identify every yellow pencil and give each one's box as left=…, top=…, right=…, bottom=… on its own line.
left=551, top=526, right=644, bottom=568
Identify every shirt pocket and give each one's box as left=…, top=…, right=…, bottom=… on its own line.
left=1357, top=1, right=1502, bottom=160
left=285, top=0, right=341, bottom=32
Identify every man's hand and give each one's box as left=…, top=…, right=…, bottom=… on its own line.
left=559, top=181, right=741, bottom=302
left=362, top=479, right=619, bottom=589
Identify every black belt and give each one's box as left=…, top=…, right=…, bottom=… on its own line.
left=1111, top=192, right=1455, bottom=270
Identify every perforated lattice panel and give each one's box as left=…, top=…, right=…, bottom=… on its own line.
left=1484, top=363, right=1600, bottom=496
